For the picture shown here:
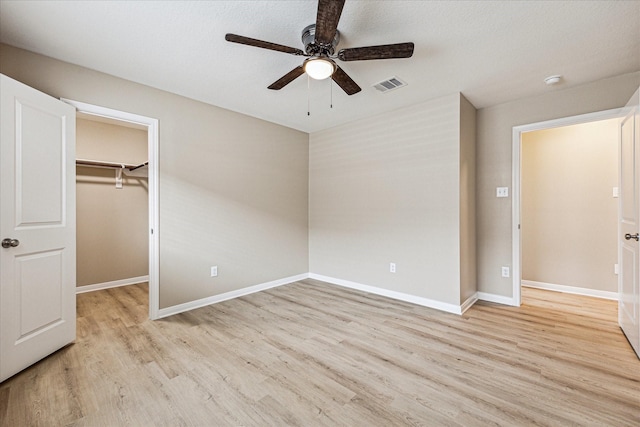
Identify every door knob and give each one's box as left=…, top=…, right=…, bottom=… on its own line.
left=1, top=238, right=20, bottom=248
left=624, top=233, right=639, bottom=241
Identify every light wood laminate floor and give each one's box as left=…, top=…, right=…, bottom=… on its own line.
left=1, top=280, right=638, bottom=426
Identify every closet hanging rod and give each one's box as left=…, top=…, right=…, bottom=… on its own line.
left=128, top=161, right=148, bottom=171
left=76, top=159, right=147, bottom=171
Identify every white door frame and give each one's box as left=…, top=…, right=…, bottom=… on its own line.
left=62, top=99, right=160, bottom=320
left=511, top=108, right=623, bottom=306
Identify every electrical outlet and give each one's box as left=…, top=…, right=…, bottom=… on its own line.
left=496, top=187, right=509, bottom=198
left=390, top=263, right=396, bottom=273
left=501, top=266, right=510, bottom=278
left=614, top=264, right=619, bottom=275
left=210, top=266, right=218, bottom=277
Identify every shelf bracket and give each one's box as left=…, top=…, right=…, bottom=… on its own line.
left=115, top=167, right=123, bottom=189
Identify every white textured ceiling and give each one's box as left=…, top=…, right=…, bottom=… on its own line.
left=1, top=1, right=639, bottom=133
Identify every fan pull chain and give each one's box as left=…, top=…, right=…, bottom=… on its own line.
left=307, top=74, right=311, bottom=116
left=330, top=78, right=333, bottom=109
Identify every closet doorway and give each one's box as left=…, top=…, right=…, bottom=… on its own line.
left=519, top=119, right=619, bottom=301
left=64, top=99, right=159, bottom=319
left=512, top=108, right=623, bottom=306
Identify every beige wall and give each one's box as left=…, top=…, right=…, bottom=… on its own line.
left=477, top=72, right=640, bottom=298
left=4, top=41, right=638, bottom=309
left=310, top=93, right=476, bottom=306
left=76, top=118, right=149, bottom=287
left=521, top=119, right=619, bottom=292
left=460, top=95, right=477, bottom=303
left=0, top=43, right=309, bottom=309
left=76, top=117, right=148, bottom=164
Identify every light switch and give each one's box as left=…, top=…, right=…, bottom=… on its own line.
left=613, top=187, right=619, bottom=198
left=496, top=187, right=509, bottom=198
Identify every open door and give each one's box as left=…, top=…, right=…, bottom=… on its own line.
left=0, top=74, right=76, bottom=382
left=619, top=87, right=640, bottom=359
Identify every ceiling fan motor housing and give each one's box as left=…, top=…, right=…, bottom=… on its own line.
left=302, top=24, right=340, bottom=56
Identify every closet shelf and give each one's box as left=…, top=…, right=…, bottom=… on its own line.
left=76, top=159, right=148, bottom=188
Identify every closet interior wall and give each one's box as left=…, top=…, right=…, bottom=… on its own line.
left=76, top=117, right=149, bottom=288
left=521, top=119, right=619, bottom=294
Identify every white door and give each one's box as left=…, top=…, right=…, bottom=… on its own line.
left=619, top=87, right=640, bottom=359
left=0, top=74, right=76, bottom=382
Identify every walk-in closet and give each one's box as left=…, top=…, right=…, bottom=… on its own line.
left=75, top=114, right=149, bottom=294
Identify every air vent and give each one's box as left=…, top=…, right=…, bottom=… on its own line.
left=373, top=76, right=407, bottom=93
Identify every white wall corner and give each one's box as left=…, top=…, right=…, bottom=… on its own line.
left=156, top=273, right=310, bottom=319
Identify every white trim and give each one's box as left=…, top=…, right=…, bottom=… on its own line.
left=61, top=99, right=161, bottom=319
left=512, top=108, right=624, bottom=308
left=76, top=275, right=149, bottom=294
left=309, top=273, right=466, bottom=315
left=460, top=293, right=479, bottom=314
left=477, top=292, right=517, bottom=306
left=512, top=125, right=522, bottom=307
left=157, top=273, right=309, bottom=319
left=522, top=280, right=619, bottom=301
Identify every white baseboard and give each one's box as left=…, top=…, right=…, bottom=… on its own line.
left=157, top=273, right=310, bottom=319
left=76, top=275, right=149, bottom=294
left=308, top=273, right=469, bottom=315
left=460, top=293, right=479, bottom=314
left=477, top=292, right=517, bottom=306
left=522, top=280, right=618, bottom=301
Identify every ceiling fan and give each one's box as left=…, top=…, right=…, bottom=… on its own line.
left=225, top=0, right=414, bottom=95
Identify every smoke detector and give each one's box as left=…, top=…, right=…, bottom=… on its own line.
left=544, top=75, right=562, bottom=85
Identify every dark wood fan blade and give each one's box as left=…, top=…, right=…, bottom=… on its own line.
left=337, top=42, right=415, bottom=61
left=225, top=34, right=305, bottom=56
left=268, top=66, right=305, bottom=90
left=332, top=66, right=361, bottom=95
left=315, top=0, right=345, bottom=46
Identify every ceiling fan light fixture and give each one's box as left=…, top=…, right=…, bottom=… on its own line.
left=304, top=57, right=336, bottom=80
